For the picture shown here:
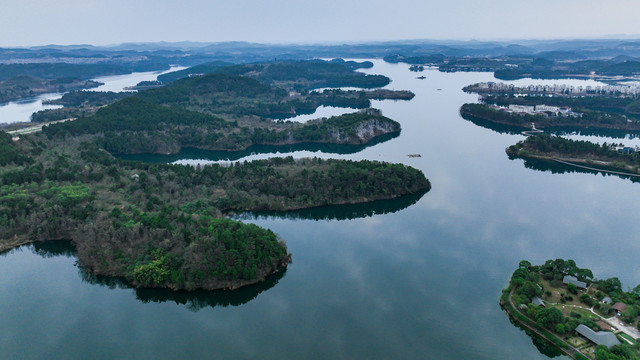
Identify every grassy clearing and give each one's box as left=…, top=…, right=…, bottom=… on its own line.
left=567, top=336, right=587, bottom=348
left=620, top=332, right=636, bottom=344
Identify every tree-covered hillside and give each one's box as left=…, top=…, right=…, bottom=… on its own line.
left=43, top=61, right=405, bottom=155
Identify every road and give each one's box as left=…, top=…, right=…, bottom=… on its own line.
left=7, top=118, right=75, bottom=139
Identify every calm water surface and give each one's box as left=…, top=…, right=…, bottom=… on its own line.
left=2, top=61, right=640, bottom=359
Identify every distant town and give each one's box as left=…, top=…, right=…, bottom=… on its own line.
left=468, top=82, right=640, bottom=98
left=489, top=103, right=583, bottom=117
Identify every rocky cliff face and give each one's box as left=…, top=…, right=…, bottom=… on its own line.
left=328, top=117, right=401, bottom=144
left=353, top=118, right=400, bottom=142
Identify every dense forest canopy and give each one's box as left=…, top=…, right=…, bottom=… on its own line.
left=0, top=132, right=430, bottom=290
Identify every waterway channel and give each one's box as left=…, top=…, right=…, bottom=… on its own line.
left=1, top=60, right=639, bottom=359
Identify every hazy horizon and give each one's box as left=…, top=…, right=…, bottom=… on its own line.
left=18, top=35, right=640, bottom=49
left=1, top=0, right=639, bottom=47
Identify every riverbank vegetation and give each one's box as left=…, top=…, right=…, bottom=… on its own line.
left=503, top=259, right=640, bottom=360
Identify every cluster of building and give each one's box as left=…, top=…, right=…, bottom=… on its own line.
left=474, top=82, right=640, bottom=97
left=490, top=104, right=582, bottom=117
left=520, top=275, right=640, bottom=350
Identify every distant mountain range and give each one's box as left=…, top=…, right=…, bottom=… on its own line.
left=5, top=39, right=640, bottom=63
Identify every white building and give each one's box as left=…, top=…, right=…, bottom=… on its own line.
left=509, top=105, right=535, bottom=114
left=535, top=105, right=560, bottom=113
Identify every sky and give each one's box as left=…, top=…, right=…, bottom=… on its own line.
left=1, top=0, right=639, bottom=47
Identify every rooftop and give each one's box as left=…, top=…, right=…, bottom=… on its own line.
left=612, top=302, right=628, bottom=312
left=563, top=275, right=587, bottom=289
left=575, top=324, right=621, bottom=348
left=531, top=296, right=545, bottom=307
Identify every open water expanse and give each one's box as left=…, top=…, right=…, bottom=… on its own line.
left=2, top=60, right=640, bottom=359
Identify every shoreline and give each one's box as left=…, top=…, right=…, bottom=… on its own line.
left=507, top=151, right=640, bottom=178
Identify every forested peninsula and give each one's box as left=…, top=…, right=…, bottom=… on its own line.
left=460, top=103, right=640, bottom=132
left=0, top=60, right=430, bottom=291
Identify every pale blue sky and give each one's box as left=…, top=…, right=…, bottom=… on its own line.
left=1, top=0, right=639, bottom=46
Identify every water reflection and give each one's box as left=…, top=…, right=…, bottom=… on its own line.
left=81, top=268, right=287, bottom=312
left=513, top=157, right=640, bottom=183
left=551, top=127, right=640, bottom=140
left=267, top=105, right=359, bottom=122
left=507, top=315, right=564, bottom=358
left=27, top=239, right=286, bottom=312
left=235, top=189, right=428, bottom=221
left=460, top=113, right=527, bottom=135
left=116, top=132, right=400, bottom=163
left=461, top=112, right=640, bottom=141
left=31, top=240, right=76, bottom=258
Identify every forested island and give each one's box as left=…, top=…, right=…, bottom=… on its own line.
left=506, top=134, right=640, bottom=176
left=0, top=59, right=430, bottom=291
left=502, top=259, right=640, bottom=359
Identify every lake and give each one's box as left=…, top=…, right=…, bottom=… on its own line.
left=2, top=60, right=639, bottom=359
